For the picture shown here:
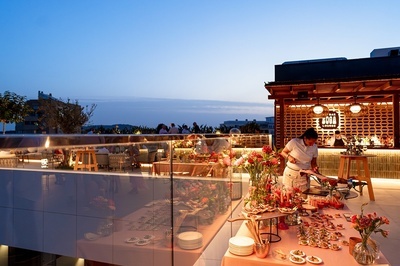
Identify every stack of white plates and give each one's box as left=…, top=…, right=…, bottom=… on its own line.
left=177, top=231, right=203, bottom=250
left=229, top=236, right=254, bottom=256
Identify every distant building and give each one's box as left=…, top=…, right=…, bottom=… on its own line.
left=15, top=91, right=62, bottom=134
left=220, top=117, right=274, bottom=134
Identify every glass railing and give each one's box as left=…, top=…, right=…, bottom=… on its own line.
left=0, top=133, right=271, bottom=265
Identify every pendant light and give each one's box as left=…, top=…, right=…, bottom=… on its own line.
left=345, top=96, right=367, bottom=117
left=307, top=98, right=329, bottom=118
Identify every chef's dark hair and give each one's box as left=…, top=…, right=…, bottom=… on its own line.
left=299, top=128, right=318, bottom=139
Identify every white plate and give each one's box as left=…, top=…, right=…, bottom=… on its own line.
left=289, top=255, right=306, bottom=264
left=302, top=204, right=317, bottom=211
left=229, top=236, right=254, bottom=248
left=306, top=255, right=323, bottom=264
left=290, top=249, right=306, bottom=257
left=178, top=231, right=203, bottom=242
left=278, top=207, right=297, bottom=214
left=125, top=237, right=139, bottom=243
left=84, top=232, right=100, bottom=241
left=135, top=239, right=150, bottom=246
left=143, top=234, right=155, bottom=240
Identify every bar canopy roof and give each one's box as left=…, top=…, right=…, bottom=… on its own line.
left=264, top=50, right=400, bottom=104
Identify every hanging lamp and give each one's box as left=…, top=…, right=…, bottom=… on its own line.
left=345, top=96, right=368, bottom=117
left=307, top=98, right=329, bottom=118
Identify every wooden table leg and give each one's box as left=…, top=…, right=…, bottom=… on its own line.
left=345, top=157, right=352, bottom=179
left=356, top=159, right=363, bottom=195
left=361, top=158, right=375, bottom=201
left=338, top=157, right=345, bottom=179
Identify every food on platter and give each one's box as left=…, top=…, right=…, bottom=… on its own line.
left=290, top=249, right=306, bottom=257
left=289, top=255, right=306, bottom=264
left=330, top=243, right=341, bottom=251
left=341, top=240, right=349, bottom=246
left=325, top=224, right=336, bottom=231
left=84, top=232, right=100, bottom=241
left=273, top=249, right=287, bottom=260
left=336, top=223, right=344, bottom=229
left=278, top=206, right=298, bottom=214
left=334, top=231, right=343, bottom=237
left=306, top=255, right=323, bottom=264
left=143, top=234, right=155, bottom=240
left=302, top=204, right=317, bottom=211
left=329, top=234, right=339, bottom=241
left=319, top=241, right=329, bottom=249
left=125, top=237, right=139, bottom=243
left=244, top=202, right=276, bottom=214
left=135, top=239, right=150, bottom=246
left=308, top=238, right=318, bottom=247
left=298, top=239, right=308, bottom=246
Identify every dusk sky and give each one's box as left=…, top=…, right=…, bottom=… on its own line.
left=1, top=1, right=400, bottom=129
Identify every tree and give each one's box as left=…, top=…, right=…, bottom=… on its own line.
left=38, top=98, right=96, bottom=134
left=0, top=91, right=32, bottom=134
left=240, top=122, right=261, bottom=133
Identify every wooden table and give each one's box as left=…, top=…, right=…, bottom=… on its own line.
left=221, top=206, right=390, bottom=266
left=337, top=154, right=376, bottom=201
left=74, top=149, right=98, bottom=171
left=152, top=162, right=213, bottom=177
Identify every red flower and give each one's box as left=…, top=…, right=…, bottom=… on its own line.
left=262, top=145, right=273, bottom=154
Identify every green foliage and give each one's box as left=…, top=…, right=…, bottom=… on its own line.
left=0, top=91, right=32, bottom=134
left=240, top=121, right=261, bottom=133
left=38, top=98, right=96, bottom=134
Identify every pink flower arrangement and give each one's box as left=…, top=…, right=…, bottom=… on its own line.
left=234, top=145, right=280, bottom=183
left=351, top=203, right=389, bottom=244
left=235, top=145, right=281, bottom=206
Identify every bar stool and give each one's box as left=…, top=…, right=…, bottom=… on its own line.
left=337, top=154, right=375, bottom=201
left=74, top=149, right=98, bottom=171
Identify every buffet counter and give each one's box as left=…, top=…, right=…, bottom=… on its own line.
left=221, top=206, right=390, bottom=266
left=78, top=198, right=242, bottom=266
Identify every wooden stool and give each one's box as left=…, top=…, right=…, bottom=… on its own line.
left=74, top=150, right=98, bottom=171
left=337, top=154, right=375, bottom=201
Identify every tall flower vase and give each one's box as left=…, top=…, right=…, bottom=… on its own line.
left=352, top=238, right=378, bottom=265
left=248, top=176, right=267, bottom=206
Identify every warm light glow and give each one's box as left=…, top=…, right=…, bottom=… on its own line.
left=45, top=137, right=50, bottom=149
left=0, top=245, right=8, bottom=266
left=350, top=103, right=362, bottom=114
left=313, top=105, right=324, bottom=115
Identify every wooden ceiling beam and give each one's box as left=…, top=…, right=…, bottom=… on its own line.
left=375, top=81, right=391, bottom=91
left=267, top=89, right=400, bottom=100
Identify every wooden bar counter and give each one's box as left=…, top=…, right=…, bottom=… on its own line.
left=317, top=148, right=400, bottom=179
